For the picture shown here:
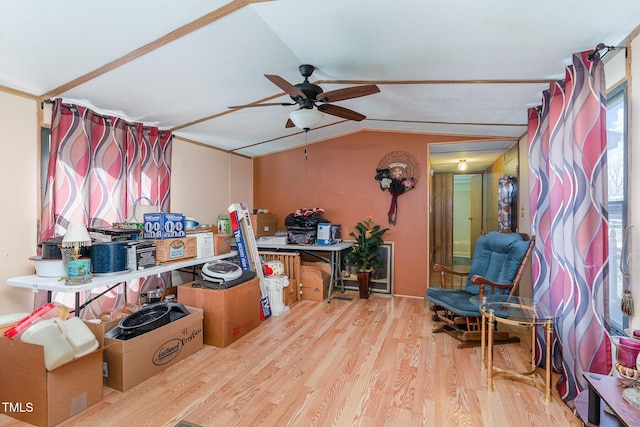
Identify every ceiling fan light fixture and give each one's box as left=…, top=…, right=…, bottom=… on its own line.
left=289, top=108, right=324, bottom=130
left=457, top=159, right=468, bottom=171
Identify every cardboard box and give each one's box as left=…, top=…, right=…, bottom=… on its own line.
left=250, top=214, right=277, bottom=236
left=213, top=233, right=232, bottom=255
left=302, top=260, right=332, bottom=276
left=177, top=277, right=261, bottom=347
left=0, top=322, right=104, bottom=427
left=102, top=306, right=204, bottom=392
left=301, top=263, right=331, bottom=301
left=191, top=232, right=214, bottom=258
left=127, top=241, right=156, bottom=270
left=143, top=212, right=186, bottom=239
left=283, top=280, right=299, bottom=307
left=153, top=236, right=197, bottom=262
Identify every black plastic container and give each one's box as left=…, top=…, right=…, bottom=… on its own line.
left=90, top=241, right=129, bottom=274
left=286, top=226, right=317, bottom=244
left=118, top=304, right=171, bottom=337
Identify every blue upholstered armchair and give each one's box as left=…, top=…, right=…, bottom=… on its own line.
left=425, top=231, right=535, bottom=348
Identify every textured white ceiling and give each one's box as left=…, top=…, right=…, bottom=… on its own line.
left=2, top=0, right=638, bottom=165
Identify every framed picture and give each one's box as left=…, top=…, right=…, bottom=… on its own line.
left=338, top=241, right=393, bottom=294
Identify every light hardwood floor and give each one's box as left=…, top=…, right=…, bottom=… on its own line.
left=0, top=293, right=581, bottom=427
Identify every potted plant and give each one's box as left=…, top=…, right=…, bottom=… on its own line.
left=346, top=216, right=389, bottom=298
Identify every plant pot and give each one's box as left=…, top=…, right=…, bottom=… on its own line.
left=357, top=271, right=370, bottom=299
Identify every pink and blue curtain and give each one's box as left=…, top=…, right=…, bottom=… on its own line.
left=528, top=50, right=611, bottom=406
left=498, top=176, right=517, bottom=232
left=38, top=99, right=173, bottom=315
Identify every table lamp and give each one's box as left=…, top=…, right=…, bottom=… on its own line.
left=61, top=222, right=92, bottom=285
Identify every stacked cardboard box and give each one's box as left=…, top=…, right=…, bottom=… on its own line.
left=300, top=261, right=331, bottom=301
left=153, top=236, right=197, bottom=262
left=249, top=214, right=277, bottom=236
left=143, top=212, right=186, bottom=239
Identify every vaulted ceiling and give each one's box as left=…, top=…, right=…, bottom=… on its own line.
left=2, top=0, right=638, bottom=171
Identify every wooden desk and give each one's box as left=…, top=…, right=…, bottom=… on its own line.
left=577, top=372, right=640, bottom=426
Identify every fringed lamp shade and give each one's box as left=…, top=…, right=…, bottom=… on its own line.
left=62, top=222, right=91, bottom=258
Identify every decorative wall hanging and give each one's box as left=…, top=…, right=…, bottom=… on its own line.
left=375, top=151, right=420, bottom=225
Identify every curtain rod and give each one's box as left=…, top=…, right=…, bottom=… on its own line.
left=41, top=98, right=168, bottom=136
left=588, top=43, right=627, bottom=61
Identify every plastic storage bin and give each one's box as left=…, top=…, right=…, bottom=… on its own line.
left=20, top=318, right=75, bottom=371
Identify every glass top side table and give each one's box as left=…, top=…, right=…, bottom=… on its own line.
left=470, top=294, right=556, bottom=402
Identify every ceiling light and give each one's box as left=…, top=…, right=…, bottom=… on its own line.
left=457, top=159, right=468, bottom=171
left=289, top=108, right=324, bottom=130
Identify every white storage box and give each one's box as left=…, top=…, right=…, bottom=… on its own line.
left=317, top=223, right=332, bottom=245
left=192, top=232, right=214, bottom=258
left=64, top=317, right=99, bottom=357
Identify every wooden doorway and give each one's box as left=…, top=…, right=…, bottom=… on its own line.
left=429, top=172, right=483, bottom=287
left=430, top=172, right=453, bottom=269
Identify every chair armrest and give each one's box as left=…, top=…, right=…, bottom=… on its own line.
left=471, top=275, right=514, bottom=295
left=433, top=263, right=469, bottom=289
left=433, top=264, right=469, bottom=277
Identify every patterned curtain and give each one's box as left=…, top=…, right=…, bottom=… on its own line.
left=498, top=176, right=517, bottom=232
left=528, top=50, right=611, bottom=406
left=38, top=99, right=173, bottom=315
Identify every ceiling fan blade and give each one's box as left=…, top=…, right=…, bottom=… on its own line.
left=228, top=102, right=295, bottom=109
left=316, top=84, right=380, bottom=103
left=285, top=119, right=295, bottom=128
left=265, top=74, right=307, bottom=99
left=318, top=104, right=366, bottom=121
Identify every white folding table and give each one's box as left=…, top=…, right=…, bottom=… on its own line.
left=7, top=252, right=237, bottom=316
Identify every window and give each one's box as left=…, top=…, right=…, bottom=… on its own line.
left=40, top=127, right=50, bottom=206
left=606, top=83, right=628, bottom=334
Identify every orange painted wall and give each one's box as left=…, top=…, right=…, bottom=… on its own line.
left=254, top=130, right=472, bottom=298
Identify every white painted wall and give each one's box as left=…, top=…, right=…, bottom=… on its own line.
left=171, top=139, right=252, bottom=225
left=0, top=92, right=39, bottom=315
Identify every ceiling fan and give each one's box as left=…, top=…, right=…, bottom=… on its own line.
left=229, top=64, right=380, bottom=129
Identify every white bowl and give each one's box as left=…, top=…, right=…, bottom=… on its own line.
left=29, top=256, right=66, bottom=278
